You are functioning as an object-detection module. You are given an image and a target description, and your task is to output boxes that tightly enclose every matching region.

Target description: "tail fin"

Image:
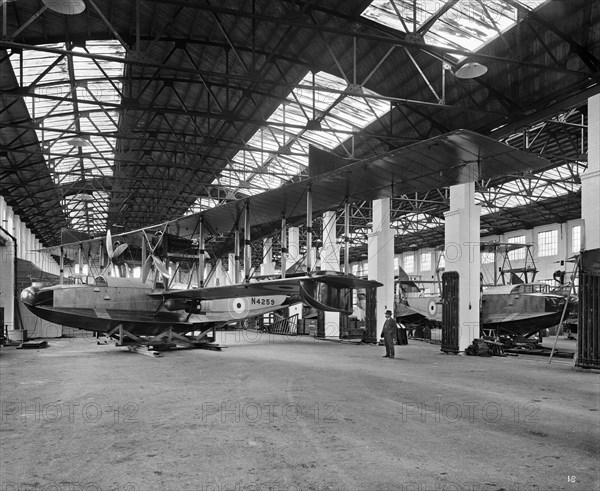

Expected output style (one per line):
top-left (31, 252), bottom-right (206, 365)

top-left (397, 266), bottom-right (421, 294)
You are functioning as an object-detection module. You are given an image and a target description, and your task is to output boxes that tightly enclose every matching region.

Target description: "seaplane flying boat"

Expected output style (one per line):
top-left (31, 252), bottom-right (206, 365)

top-left (21, 130), bottom-right (549, 351)
top-left (396, 242), bottom-right (571, 340)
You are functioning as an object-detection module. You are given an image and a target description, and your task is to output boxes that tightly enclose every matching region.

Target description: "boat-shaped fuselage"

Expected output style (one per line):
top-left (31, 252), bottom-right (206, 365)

top-left (21, 276), bottom-right (288, 336)
top-left (399, 282), bottom-right (569, 338)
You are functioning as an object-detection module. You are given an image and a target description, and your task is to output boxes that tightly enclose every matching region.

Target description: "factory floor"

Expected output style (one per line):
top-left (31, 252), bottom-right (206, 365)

top-left (1, 331), bottom-right (598, 491)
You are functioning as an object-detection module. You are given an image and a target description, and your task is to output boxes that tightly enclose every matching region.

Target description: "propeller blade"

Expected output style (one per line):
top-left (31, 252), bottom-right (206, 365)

top-left (153, 256), bottom-right (171, 279)
top-left (141, 256), bottom-right (153, 283)
top-left (113, 243), bottom-right (128, 257)
top-left (106, 230), bottom-right (113, 257)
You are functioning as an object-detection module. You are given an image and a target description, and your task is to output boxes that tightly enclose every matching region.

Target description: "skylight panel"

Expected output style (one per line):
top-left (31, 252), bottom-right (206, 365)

top-left (362, 0), bottom-right (549, 60)
top-left (392, 212), bottom-right (444, 235)
top-left (476, 160), bottom-right (582, 216)
top-left (197, 70), bottom-right (390, 212)
top-left (361, 0), bottom-right (433, 34)
top-left (10, 40), bottom-right (125, 234)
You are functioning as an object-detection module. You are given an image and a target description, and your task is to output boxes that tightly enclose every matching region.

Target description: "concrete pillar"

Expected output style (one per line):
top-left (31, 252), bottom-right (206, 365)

top-left (0, 229), bottom-right (15, 331)
top-left (368, 198), bottom-right (395, 340)
top-left (0, 206), bottom-right (16, 331)
top-left (25, 228), bottom-right (31, 263)
top-left (260, 237), bottom-right (276, 276)
top-left (444, 181), bottom-right (481, 352)
top-left (321, 211), bottom-right (340, 338)
top-left (582, 93), bottom-right (600, 250)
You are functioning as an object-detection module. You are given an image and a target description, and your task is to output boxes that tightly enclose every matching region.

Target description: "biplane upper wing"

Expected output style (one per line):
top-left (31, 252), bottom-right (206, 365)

top-left (171, 129), bottom-right (548, 238)
top-left (37, 129), bottom-right (548, 257)
top-left (149, 272), bottom-right (381, 300)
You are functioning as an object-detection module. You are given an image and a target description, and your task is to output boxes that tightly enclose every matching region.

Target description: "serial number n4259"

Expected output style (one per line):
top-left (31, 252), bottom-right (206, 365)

top-left (251, 297), bottom-right (276, 306)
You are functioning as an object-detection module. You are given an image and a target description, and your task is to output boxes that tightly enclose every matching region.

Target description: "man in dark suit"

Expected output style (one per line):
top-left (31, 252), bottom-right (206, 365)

top-left (381, 310), bottom-right (398, 358)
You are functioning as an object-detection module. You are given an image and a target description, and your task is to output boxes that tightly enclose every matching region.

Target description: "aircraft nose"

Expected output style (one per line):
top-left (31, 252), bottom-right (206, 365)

top-left (21, 285), bottom-right (52, 307)
top-left (20, 286), bottom-right (38, 306)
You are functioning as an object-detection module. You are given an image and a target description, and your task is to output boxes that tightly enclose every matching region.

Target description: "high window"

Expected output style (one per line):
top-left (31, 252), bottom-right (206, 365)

top-left (538, 230), bottom-right (558, 257)
top-left (571, 225), bottom-right (581, 253)
top-left (420, 252), bottom-right (432, 271)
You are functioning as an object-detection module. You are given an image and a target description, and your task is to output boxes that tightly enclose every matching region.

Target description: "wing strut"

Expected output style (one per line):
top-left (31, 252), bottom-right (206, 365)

top-left (306, 185), bottom-right (313, 275)
top-left (60, 246), bottom-right (64, 285)
top-left (280, 213), bottom-right (287, 279)
top-left (234, 226), bottom-right (241, 284)
top-left (244, 200), bottom-right (251, 283)
top-left (198, 216), bottom-right (205, 288)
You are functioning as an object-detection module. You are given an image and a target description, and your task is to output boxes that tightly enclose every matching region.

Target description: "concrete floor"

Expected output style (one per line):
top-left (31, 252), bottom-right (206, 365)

top-left (1, 331), bottom-right (598, 491)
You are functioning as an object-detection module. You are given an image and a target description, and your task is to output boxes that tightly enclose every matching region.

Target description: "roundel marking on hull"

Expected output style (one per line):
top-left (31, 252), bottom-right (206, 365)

top-left (229, 297), bottom-right (248, 318)
top-left (428, 299), bottom-right (438, 317)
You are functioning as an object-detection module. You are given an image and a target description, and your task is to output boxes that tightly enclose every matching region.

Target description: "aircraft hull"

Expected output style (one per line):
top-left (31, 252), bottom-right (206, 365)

top-left (398, 291), bottom-right (567, 338)
top-left (21, 303), bottom-right (199, 336)
top-left (20, 281), bottom-right (290, 337)
top-left (481, 311), bottom-right (565, 338)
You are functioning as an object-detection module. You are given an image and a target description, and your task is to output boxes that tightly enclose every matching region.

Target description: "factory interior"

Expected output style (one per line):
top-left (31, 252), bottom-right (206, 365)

top-left (1, 1), bottom-right (599, 490)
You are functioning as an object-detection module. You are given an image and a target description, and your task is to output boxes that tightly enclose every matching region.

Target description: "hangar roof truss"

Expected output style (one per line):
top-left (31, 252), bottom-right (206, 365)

top-left (0, 0), bottom-right (597, 265)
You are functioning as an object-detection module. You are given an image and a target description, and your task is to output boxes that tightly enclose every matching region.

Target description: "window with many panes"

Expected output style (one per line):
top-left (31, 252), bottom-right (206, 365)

top-left (403, 254), bottom-right (414, 274)
top-left (571, 225), bottom-right (581, 253)
top-left (538, 230), bottom-right (558, 257)
top-left (420, 252), bottom-right (432, 271)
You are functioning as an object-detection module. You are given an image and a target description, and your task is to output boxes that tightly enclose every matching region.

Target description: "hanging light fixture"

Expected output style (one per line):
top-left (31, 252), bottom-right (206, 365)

top-left (72, 191), bottom-right (94, 202)
top-left (455, 62), bottom-right (488, 79)
top-left (42, 0), bottom-right (86, 15)
top-left (67, 136), bottom-right (91, 147)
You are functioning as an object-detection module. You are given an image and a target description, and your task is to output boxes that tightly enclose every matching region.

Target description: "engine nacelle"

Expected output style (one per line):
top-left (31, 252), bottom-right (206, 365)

top-left (163, 298), bottom-right (203, 313)
top-left (185, 299), bottom-right (202, 314)
top-left (163, 299), bottom-right (188, 311)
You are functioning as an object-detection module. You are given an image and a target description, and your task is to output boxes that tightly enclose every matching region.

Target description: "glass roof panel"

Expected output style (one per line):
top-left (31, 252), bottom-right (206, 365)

top-left (476, 161), bottom-right (583, 216)
top-left (199, 70), bottom-right (390, 209)
top-left (10, 40), bottom-right (125, 235)
top-left (361, 0), bottom-right (549, 60)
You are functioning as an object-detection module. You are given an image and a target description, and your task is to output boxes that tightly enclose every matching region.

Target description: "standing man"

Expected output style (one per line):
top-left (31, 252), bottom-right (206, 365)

top-left (381, 310), bottom-right (398, 358)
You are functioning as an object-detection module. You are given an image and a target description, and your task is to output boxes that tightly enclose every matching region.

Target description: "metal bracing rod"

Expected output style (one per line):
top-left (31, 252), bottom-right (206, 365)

top-left (211, 10), bottom-right (249, 73)
top-left (244, 201), bottom-right (251, 283)
top-left (9, 5), bottom-right (48, 40)
top-left (388, 0), bottom-right (410, 33)
top-left (361, 46), bottom-right (396, 87)
top-left (306, 186), bottom-right (313, 275)
top-left (79, 244), bottom-right (83, 279)
top-left (234, 227), bottom-right (241, 284)
top-left (198, 217), bottom-right (205, 287)
top-left (60, 247), bottom-right (64, 285)
top-left (404, 48), bottom-right (442, 103)
top-left (549, 256), bottom-right (580, 364)
top-left (87, 0), bottom-right (129, 49)
top-left (281, 214), bottom-right (287, 279)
